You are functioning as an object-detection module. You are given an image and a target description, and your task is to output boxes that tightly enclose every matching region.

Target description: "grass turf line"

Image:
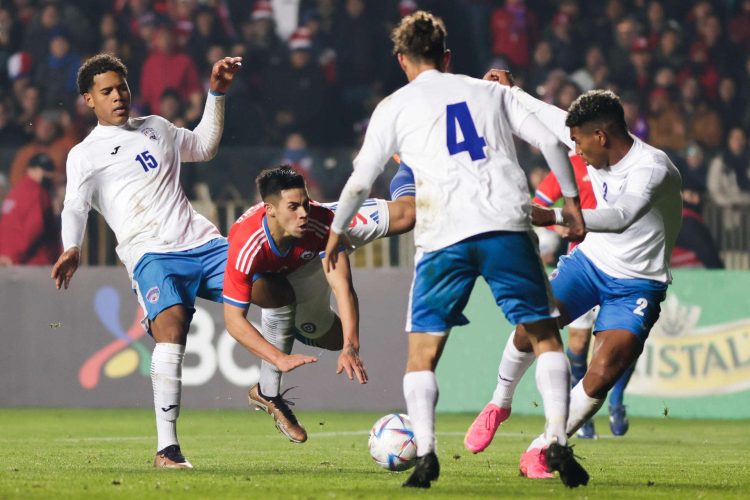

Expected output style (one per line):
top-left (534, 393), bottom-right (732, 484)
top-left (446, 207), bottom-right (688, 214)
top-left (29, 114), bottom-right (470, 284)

top-left (0, 408), bottom-right (748, 499)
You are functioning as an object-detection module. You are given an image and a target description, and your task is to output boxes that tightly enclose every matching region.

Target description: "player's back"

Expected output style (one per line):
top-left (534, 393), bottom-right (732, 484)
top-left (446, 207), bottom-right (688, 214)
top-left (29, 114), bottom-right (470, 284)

top-left (380, 71), bottom-right (532, 252)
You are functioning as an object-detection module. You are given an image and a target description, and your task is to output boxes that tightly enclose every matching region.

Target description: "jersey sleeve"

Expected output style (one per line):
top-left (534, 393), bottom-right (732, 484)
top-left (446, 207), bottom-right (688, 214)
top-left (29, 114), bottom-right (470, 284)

top-left (331, 98), bottom-right (397, 234)
top-left (534, 170), bottom-right (562, 206)
top-left (222, 225), bottom-right (257, 307)
top-left (171, 93), bottom-right (225, 163)
top-left (60, 146), bottom-right (95, 250)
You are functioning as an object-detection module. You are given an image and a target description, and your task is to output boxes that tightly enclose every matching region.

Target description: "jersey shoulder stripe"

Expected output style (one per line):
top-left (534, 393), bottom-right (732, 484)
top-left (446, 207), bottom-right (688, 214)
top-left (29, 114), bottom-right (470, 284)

top-left (242, 236), bottom-right (267, 275)
top-left (235, 227), bottom-right (264, 270)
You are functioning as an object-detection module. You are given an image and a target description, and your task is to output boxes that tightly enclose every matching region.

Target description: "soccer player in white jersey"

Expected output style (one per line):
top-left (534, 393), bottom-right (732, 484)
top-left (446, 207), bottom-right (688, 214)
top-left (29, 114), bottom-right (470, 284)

top-left (48, 53), bottom-right (313, 469)
top-left (323, 11), bottom-right (589, 489)
top-left (466, 72), bottom-right (682, 479)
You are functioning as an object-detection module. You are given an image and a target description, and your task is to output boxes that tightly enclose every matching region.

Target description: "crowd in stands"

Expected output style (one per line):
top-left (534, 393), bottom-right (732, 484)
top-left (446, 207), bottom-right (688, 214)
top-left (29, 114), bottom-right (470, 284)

top-left (0, 0), bottom-right (748, 266)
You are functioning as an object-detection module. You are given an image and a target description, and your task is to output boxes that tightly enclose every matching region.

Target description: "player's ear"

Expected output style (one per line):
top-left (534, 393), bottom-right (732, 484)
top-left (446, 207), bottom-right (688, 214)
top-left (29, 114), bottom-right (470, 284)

top-left (83, 92), bottom-right (95, 109)
top-left (441, 50), bottom-right (452, 73)
top-left (397, 53), bottom-right (407, 72)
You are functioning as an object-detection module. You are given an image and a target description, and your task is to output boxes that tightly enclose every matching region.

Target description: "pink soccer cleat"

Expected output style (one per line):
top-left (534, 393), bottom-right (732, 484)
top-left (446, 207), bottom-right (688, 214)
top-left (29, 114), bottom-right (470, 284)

top-left (519, 447), bottom-right (554, 479)
top-left (464, 403), bottom-right (511, 453)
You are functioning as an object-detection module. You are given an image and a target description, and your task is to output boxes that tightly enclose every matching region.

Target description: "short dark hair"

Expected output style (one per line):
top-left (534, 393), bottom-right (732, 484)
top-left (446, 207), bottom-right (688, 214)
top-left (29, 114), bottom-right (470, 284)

top-left (76, 53), bottom-right (128, 95)
top-left (565, 89), bottom-right (627, 133)
top-left (256, 166), bottom-right (306, 200)
top-left (391, 10), bottom-right (447, 67)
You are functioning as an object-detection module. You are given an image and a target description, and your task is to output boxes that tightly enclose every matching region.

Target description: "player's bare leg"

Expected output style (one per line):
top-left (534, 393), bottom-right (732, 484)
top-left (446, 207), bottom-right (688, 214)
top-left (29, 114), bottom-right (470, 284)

top-left (150, 305), bottom-right (192, 469)
top-left (402, 332), bottom-right (447, 488)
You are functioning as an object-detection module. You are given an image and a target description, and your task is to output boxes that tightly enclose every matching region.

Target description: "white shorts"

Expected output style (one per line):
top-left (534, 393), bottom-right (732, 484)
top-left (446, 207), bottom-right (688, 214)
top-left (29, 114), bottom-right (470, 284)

top-left (285, 198), bottom-right (390, 341)
top-left (568, 306), bottom-right (599, 330)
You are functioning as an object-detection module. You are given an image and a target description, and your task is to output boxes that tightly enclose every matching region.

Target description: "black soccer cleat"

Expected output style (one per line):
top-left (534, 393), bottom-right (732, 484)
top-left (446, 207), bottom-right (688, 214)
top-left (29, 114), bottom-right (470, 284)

top-left (402, 452), bottom-right (440, 489)
top-left (544, 442), bottom-right (589, 488)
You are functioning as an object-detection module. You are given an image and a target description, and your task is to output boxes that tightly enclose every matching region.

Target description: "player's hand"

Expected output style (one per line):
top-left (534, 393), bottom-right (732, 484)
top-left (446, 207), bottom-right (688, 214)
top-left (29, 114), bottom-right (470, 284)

top-left (336, 344), bottom-right (368, 384)
top-left (553, 224), bottom-right (571, 238)
top-left (562, 196), bottom-right (586, 242)
top-left (483, 69), bottom-right (515, 87)
top-left (530, 203), bottom-right (556, 227)
top-left (276, 353), bottom-right (317, 373)
top-left (51, 247), bottom-right (80, 290)
top-left (0, 255), bottom-right (12, 266)
top-left (210, 56), bottom-right (242, 94)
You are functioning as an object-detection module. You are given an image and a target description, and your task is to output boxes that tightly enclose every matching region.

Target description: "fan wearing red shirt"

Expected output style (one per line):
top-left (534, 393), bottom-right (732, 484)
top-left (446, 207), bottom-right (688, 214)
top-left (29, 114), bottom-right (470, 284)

top-left (223, 166), bottom-right (366, 443)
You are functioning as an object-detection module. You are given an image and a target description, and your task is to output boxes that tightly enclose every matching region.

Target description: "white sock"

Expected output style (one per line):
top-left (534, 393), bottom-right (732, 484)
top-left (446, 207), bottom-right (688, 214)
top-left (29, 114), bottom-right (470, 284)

top-left (259, 305), bottom-right (295, 398)
top-left (151, 342), bottom-right (185, 451)
top-left (403, 370), bottom-right (439, 457)
top-left (566, 382), bottom-right (605, 436)
top-left (491, 330), bottom-right (535, 408)
top-left (535, 351), bottom-right (571, 446)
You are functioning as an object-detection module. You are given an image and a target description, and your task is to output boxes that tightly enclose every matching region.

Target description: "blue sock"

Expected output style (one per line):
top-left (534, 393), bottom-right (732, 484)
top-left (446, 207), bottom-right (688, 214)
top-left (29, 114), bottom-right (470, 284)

top-left (610, 364), bottom-right (635, 407)
top-left (566, 348), bottom-right (587, 388)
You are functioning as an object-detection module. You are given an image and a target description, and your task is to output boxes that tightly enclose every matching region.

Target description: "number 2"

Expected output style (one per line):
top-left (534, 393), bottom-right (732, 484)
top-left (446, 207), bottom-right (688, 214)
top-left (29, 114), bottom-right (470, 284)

top-left (633, 298), bottom-right (648, 316)
top-left (446, 102), bottom-right (486, 161)
top-left (135, 150), bottom-right (158, 172)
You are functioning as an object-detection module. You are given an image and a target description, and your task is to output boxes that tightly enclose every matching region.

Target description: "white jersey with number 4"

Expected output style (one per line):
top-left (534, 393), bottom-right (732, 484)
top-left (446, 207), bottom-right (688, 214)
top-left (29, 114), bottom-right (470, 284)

top-left (62, 98), bottom-right (224, 276)
top-left (331, 70), bottom-right (576, 253)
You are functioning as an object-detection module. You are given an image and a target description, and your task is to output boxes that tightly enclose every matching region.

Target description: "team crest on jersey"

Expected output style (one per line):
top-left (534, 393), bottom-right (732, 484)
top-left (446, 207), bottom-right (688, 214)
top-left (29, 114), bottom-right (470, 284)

top-left (142, 127), bottom-right (159, 141)
top-left (145, 286), bottom-right (160, 303)
top-left (300, 322), bottom-right (316, 334)
top-left (300, 250), bottom-right (315, 260)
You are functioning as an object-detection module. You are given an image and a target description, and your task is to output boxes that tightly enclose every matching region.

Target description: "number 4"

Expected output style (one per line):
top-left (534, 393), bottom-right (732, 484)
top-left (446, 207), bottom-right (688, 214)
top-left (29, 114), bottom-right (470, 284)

top-left (633, 298), bottom-right (648, 316)
top-left (446, 102), bottom-right (486, 161)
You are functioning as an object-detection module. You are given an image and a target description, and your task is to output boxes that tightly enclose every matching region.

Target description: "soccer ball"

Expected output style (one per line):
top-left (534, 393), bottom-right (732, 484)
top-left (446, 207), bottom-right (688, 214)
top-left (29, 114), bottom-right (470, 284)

top-left (368, 413), bottom-right (417, 471)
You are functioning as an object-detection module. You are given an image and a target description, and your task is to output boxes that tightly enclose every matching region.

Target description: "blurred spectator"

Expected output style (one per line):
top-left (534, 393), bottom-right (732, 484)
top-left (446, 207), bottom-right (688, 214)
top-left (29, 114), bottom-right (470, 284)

top-left (158, 88), bottom-right (186, 128)
top-left (680, 142), bottom-right (709, 192)
top-left (262, 28), bottom-right (330, 145)
top-left (644, 0), bottom-right (668, 46)
top-left (729, 0), bottom-right (750, 51)
top-left (22, 1), bottom-right (63, 65)
top-left (139, 26), bottom-right (202, 115)
top-left (570, 46), bottom-right (605, 92)
top-left (489, 0), bottom-right (538, 69)
top-left (186, 5), bottom-right (231, 74)
top-left (707, 128), bottom-right (750, 207)
top-left (16, 83), bottom-right (42, 138)
top-left (678, 41), bottom-right (719, 100)
top-left (621, 91), bottom-right (649, 140)
top-left (0, 100), bottom-right (27, 146)
top-left (272, 0), bottom-right (300, 41)
top-left (671, 180), bottom-right (723, 269)
top-left (0, 6), bottom-right (23, 89)
top-left (608, 17), bottom-right (638, 85)
top-left (279, 132), bottom-right (322, 200)
top-left (239, 2), bottom-right (286, 96)
top-left (679, 76), bottom-right (722, 150)
top-left (647, 87), bottom-right (686, 152)
top-left (0, 153), bottom-right (61, 266)
top-left (715, 77), bottom-right (742, 129)
top-left (553, 80), bottom-right (581, 111)
top-left (627, 36), bottom-right (653, 91)
top-left (544, 12), bottom-right (580, 73)
top-left (33, 29), bottom-right (80, 110)
top-left (654, 23), bottom-right (685, 71)
top-left (526, 40), bottom-right (555, 95)
top-left (333, 0), bottom-right (385, 127)
top-left (8, 109), bottom-right (75, 186)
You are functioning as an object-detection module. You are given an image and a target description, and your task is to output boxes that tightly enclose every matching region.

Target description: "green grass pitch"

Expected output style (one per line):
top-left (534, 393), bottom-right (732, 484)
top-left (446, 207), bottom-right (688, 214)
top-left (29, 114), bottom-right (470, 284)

top-left (1, 408), bottom-right (748, 498)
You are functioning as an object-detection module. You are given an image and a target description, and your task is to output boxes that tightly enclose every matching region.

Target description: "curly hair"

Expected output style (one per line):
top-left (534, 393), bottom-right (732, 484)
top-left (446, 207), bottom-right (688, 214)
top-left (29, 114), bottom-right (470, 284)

top-left (76, 53), bottom-right (128, 95)
top-left (565, 89), bottom-right (627, 132)
top-left (391, 10), bottom-right (447, 67)
top-left (256, 166), bottom-right (306, 200)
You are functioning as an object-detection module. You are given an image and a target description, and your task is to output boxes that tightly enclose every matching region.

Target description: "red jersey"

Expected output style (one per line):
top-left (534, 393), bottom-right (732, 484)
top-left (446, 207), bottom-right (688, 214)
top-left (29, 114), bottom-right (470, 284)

top-left (533, 154), bottom-right (595, 209)
top-left (0, 175), bottom-right (61, 264)
top-left (533, 154), bottom-right (595, 251)
top-left (222, 202), bottom-right (333, 307)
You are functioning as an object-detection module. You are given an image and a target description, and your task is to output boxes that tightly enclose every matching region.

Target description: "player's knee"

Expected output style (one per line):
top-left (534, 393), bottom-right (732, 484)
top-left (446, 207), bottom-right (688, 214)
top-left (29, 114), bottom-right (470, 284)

top-left (568, 329), bottom-right (590, 354)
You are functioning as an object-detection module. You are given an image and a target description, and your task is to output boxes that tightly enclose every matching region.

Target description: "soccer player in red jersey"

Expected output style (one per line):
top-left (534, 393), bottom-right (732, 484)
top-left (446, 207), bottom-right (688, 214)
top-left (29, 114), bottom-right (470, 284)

top-left (223, 166), bottom-right (366, 442)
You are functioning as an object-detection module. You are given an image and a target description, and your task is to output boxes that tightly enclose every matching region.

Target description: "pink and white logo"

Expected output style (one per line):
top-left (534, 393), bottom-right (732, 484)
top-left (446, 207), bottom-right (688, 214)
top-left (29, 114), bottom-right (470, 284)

top-left (145, 286), bottom-right (160, 304)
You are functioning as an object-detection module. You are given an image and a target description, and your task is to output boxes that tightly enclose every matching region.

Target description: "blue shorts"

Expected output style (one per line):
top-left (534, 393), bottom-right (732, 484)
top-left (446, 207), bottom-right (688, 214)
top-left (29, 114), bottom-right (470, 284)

top-left (550, 249), bottom-right (667, 342)
top-left (407, 231), bottom-right (556, 333)
top-left (132, 238), bottom-right (228, 322)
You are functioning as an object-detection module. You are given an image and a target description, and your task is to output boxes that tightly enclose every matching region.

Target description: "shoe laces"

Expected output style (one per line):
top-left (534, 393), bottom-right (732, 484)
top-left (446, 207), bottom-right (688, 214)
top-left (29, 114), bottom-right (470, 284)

top-left (270, 387), bottom-right (300, 424)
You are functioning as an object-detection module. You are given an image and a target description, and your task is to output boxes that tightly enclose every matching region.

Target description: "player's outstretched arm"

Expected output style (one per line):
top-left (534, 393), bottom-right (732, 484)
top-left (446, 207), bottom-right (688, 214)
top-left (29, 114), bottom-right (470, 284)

top-left (323, 252), bottom-right (368, 384)
top-left (51, 246), bottom-right (80, 290)
top-left (224, 302), bottom-right (317, 372)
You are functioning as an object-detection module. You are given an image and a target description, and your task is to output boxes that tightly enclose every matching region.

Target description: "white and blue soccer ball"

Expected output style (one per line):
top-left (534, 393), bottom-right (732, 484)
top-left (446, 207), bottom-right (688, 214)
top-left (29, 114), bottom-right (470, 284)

top-left (368, 413), bottom-right (417, 471)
